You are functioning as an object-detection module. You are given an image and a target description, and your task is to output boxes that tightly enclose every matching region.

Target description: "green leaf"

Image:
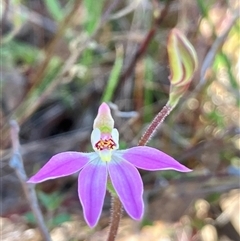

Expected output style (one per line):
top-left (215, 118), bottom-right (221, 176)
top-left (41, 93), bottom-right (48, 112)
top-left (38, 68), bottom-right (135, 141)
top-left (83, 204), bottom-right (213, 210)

top-left (191, 218), bottom-right (205, 229)
top-left (101, 45), bottom-right (123, 102)
top-left (206, 193), bottom-right (221, 203)
top-left (219, 52), bottom-right (239, 89)
top-left (144, 58), bottom-right (154, 122)
top-left (2, 40), bottom-right (40, 64)
top-left (207, 110), bottom-right (225, 128)
top-left (197, 0), bottom-right (209, 18)
top-left (43, 0), bottom-right (64, 21)
top-left (158, 170), bottom-right (183, 179)
top-left (51, 213), bottom-right (71, 226)
top-left (24, 212), bottom-right (36, 224)
top-left (141, 218), bottom-right (153, 227)
top-left (83, 0), bottom-right (106, 34)
top-left (38, 191), bottom-right (63, 211)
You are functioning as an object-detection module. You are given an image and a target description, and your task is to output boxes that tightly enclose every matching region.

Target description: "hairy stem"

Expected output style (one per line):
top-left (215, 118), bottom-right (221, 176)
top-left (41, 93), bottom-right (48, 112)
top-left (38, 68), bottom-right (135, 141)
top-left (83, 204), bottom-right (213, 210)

top-left (138, 105), bottom-right (172, 146)
top-left (107, 196), bottom-right (122, 241)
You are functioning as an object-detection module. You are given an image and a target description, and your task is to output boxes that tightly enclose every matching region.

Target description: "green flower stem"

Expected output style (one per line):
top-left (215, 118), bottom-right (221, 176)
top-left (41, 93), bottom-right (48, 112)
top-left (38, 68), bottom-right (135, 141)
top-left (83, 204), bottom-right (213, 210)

top-left (138, 105), bottom-right (172, 146)
top-left (107, 196), bottom-right (122, 241)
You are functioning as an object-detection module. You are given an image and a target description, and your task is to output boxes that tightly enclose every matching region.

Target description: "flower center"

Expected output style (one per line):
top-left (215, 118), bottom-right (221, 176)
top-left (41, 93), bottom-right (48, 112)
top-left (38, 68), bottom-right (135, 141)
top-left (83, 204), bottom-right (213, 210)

top-left (95, 138), bottom-right (116, 151)
top-left (91, 127), bottom-right (119, 162)
top-left (94, 137), bottom-right (117, 162)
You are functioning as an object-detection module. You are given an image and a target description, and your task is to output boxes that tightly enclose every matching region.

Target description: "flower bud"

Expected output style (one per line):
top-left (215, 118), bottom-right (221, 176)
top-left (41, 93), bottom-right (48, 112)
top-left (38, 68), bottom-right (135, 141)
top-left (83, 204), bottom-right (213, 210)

top-left (167, 29), bottom-right (198, 107)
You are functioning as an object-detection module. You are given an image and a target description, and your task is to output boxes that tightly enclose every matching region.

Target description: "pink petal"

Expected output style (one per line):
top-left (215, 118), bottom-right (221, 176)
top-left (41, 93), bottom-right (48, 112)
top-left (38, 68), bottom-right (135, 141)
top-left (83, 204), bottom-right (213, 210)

top-left (78, 160), bottom-right (107, 227)
top-left (120, 146), bottom-right (191, 172)
top-left (28, 152), bottom-right (91, 183)
top-left (108, 158), bottom-right (144, 220)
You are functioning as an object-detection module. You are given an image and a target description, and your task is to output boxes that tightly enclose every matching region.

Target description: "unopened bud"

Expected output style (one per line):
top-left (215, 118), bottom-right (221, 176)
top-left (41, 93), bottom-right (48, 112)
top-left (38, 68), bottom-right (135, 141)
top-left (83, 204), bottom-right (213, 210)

top-left (167, 29), bottom-right (198, 107)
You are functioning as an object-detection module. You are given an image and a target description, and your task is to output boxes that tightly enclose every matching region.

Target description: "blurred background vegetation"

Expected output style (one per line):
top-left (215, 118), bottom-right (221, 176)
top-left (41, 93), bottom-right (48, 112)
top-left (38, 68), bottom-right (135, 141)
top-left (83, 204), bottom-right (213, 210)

top-left (1, 0), bottom-right (240, 240)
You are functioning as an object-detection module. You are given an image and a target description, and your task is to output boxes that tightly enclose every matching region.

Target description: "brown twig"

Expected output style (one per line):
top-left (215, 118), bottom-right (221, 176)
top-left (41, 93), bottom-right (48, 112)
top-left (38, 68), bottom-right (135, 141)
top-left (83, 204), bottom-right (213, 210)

top-left (9, 120), bottom-right (52, 241)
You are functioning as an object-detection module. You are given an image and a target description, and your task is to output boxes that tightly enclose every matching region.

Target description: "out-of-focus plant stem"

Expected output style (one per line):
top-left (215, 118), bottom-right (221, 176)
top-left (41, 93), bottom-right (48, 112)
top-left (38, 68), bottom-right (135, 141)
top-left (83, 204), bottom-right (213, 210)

top-left (1, 0), bottom-right (10, 32)
top-left (9, 120), bottom-right (52, 241)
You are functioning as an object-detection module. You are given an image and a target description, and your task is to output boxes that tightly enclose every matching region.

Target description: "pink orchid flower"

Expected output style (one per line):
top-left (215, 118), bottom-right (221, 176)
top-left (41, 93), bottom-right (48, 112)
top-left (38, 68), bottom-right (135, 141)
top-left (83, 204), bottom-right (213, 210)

top-left (28, 103), bottom-right (191, 227)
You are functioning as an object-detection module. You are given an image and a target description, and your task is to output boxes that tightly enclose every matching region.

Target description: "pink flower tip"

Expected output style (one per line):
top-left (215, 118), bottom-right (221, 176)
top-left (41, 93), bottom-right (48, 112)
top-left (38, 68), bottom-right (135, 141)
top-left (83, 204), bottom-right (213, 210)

top-left (98, 102), bottom-right (111, 115)
top-left (93, 102), bottom-right (114, 131)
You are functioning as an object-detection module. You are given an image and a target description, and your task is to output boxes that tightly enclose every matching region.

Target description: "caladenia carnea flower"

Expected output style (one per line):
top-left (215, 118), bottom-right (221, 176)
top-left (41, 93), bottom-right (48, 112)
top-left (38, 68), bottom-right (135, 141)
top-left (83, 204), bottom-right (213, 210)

top-left (28, 103), bottom-right (191, 227)
top-left (167, 28), bottom-right (198, 108)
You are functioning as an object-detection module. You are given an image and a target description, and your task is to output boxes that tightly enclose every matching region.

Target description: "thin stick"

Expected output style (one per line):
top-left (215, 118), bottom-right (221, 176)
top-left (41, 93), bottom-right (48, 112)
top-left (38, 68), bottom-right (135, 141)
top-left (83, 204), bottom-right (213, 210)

top-left (107, 196), bottom-right (122, 241)
top-left (9, 120), bottom-right (52, 241)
